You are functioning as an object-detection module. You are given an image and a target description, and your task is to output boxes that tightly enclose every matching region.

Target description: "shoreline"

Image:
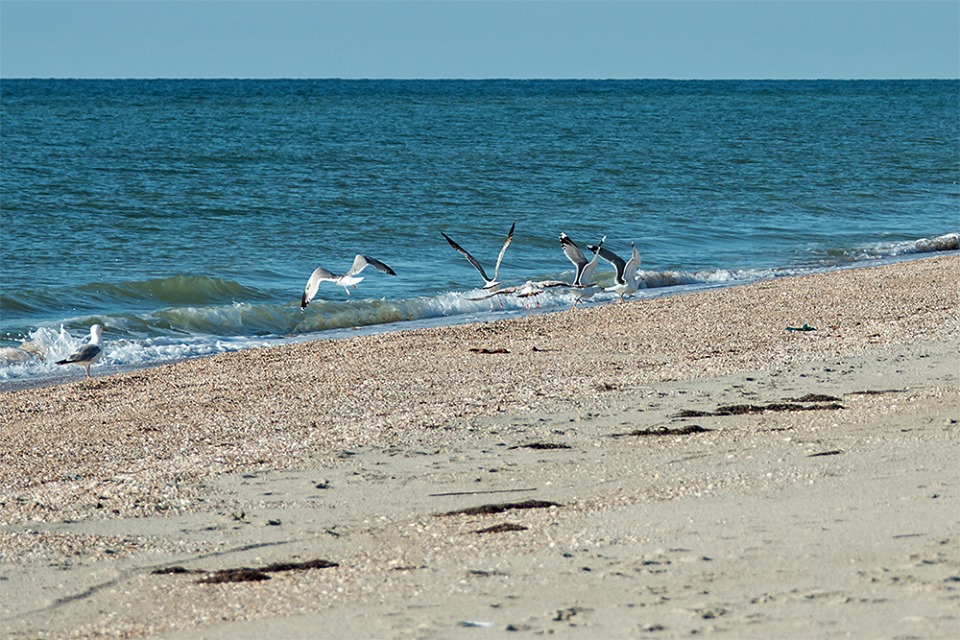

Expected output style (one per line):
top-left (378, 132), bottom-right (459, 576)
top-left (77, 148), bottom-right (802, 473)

top-left (0, 255), bottom-right (957, 639)
top-left (2, 250), bottom-right (955, 395)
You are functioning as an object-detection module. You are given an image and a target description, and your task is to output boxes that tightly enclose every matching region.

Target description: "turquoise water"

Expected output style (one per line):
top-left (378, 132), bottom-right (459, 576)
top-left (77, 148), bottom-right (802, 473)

top-left (1, 79), bottom-right (957, 385)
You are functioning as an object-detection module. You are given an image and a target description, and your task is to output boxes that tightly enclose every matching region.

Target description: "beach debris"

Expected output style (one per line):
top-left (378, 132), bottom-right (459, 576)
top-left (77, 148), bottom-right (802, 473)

top-left (786, 324), bottom-right (816, 331)
top-left (198, 568), bottom-right (271, 584)
top-left (723, 401), bottom-right (845, 413)
top-left (468, 569), bottom-right (507, 577)
top-left (475, 522), bottom-right (528, 534)
top-left (675, 399), bottom-right (844, 418)
top-left (153, 558), bottom-right (338, 584)
top-left (611, 425), bottom-right (712, 438)
top-left (553, 606), bottom-right (588, 622)
top-left (469, 347), bottom-right (510, 354)
top-left (507, 442), bottom-right (571, 450)
top-left (674, 409), bottom-right (713, 418)
top-left (807, 449), bottom-right (843, 457)
top-left (458, 620), bottom-right (495, 628)
top-left (785, 393), bottom-right (842, 402)
top-left (151, 566), bottom-right (200, 575)
top-left (259, 559), bottom-right (338, 572)
top-left (437, 499), bottom-right (561, 517)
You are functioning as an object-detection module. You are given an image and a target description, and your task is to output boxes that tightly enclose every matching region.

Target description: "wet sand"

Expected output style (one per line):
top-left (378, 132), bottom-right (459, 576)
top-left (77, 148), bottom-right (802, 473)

top-left (0, 255), bottom-right (958, 639)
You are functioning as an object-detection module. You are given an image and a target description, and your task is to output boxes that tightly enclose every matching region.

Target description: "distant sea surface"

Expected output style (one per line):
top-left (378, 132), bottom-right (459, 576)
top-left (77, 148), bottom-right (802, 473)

top-left (2, 79), bottom-right (957, 386)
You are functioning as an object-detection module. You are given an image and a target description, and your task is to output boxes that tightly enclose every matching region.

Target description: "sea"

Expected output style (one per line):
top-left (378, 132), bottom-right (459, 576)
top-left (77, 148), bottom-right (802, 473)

top-left (1, 79), bottom-right (957, 388)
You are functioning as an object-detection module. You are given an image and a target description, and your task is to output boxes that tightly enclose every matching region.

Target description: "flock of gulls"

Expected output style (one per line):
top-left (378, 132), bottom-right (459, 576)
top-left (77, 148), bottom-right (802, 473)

top-left (300, 224), bottom-right (643, 310)
top-left (56, 225), bottom-right (642, 379)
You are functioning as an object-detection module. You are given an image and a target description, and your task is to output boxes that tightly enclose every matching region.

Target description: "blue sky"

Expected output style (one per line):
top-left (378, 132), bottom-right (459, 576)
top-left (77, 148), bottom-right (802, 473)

top-left (2, 1), bottom-right (957, 79)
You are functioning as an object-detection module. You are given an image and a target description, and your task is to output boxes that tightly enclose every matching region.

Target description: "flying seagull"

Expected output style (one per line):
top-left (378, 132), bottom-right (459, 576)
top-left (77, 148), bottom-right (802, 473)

top-left (558, 233), bottom-right (606, 308)
top-left (469, 280), bottom-right (560, 309)
top-left (56, 324), bottom-right (105, 378)
top-left (441, 222), bottom-right (515, 291)
top-left (588, 241), bottom-right (642, 302)
top-left (301, 254), bottom-right (397, 310)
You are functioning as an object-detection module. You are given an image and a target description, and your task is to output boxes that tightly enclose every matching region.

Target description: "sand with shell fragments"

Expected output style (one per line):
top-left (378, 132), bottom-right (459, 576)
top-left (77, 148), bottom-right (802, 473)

top-left (0, 255), bottom-right (957, 639)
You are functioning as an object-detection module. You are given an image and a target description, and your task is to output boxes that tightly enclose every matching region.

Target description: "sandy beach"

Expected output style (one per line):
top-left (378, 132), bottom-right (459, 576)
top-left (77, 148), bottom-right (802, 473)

top-left (0, 255), bottom-right (957, 639)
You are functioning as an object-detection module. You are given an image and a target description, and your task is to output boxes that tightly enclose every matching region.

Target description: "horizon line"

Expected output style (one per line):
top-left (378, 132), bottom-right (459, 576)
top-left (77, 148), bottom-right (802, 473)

top-left (3, 76), bottom-right (958, 82)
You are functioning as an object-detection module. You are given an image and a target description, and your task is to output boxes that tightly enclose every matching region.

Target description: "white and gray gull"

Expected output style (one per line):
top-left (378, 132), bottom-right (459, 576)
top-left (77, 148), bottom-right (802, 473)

top-left (558, 232), bottom-right (606, 307)
top-left (588, 241), bottom-right (642, 302)
top-left (56, 324), bottom-right (105, 378)
top-left (441, 222), bottom-right (515, 291)
top-left (301, 254), bottom-right (397, 310)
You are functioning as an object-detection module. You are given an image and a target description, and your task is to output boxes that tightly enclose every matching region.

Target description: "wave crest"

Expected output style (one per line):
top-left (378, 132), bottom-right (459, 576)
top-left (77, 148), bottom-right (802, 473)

top-left (78, 275), bottom-right (267, 305)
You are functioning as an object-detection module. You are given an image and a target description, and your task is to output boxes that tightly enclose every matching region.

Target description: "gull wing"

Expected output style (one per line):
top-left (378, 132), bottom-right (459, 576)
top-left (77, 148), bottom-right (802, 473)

top-left (578, 236), bottom-right (605, 287)
top-left (491, 222), bottom-right (516, 283)
top-left (301, 266), bottom-right (336, 310)
top-left (349, 255), bottom-right (397, 277)
top-left (559, 233), bottom-right (589, 285)
top-left (624, 243), bottom-right (641, 282)
top-left (442, 232), bottom-right (492, 284)
top-left (58, 343), bottom-right (102, 365)
top-left (588, 244), bottom-right (627, 285)
top-left (559, 233), bottom-right (587, 269)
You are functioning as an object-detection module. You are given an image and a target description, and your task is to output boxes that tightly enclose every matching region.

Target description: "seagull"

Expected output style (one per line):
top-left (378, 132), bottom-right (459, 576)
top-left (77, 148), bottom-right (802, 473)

top-left (469, 280), bottom-right (561, 308)
top-left (301, 255), bottom-right (397, 310)
top-left (441, 222), bottom-right (515, 291)
top-left (56, 324), bottom-right (105, 378)
top-left (557, 233), bottom-right (606, 307)
top-left (554, 233), bottom-right (606, 308)
top-left (588, 242), bottom-right (642, 302)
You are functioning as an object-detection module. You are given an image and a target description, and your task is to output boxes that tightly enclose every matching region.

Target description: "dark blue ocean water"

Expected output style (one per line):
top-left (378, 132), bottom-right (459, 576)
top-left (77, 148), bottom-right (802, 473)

top-left (1, 79), bottom-right (957, 385)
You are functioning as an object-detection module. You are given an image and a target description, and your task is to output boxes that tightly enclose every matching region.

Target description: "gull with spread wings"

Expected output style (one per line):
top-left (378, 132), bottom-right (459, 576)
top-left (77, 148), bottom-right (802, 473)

top-left (558, 232), bottom-right (606, 308)
top-left (301, 255), bottom-right (397, 310)
top-left (588, 241), bottom-right (642, 302)
top-left (441, 222), bottom-right (515, 292)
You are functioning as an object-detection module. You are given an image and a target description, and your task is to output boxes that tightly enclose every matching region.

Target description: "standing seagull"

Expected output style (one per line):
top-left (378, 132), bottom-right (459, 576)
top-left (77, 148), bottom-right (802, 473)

top-left (301, 254), bottom-right (397, 310)
top-left (588, 242), bottom-right (642, 302)
top-left (558, 233), bottom-right (606, 307)
top-left (56, 324), bottom-right (105, 379)
top-left (441, 222), bottom-right (515, 291)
